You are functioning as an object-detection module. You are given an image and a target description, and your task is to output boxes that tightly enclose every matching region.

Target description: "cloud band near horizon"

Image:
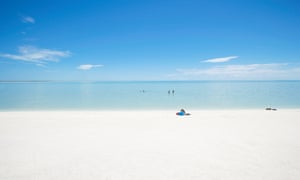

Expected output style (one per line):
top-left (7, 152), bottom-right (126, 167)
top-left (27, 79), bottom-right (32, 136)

top-left (77, 64), bottom-right (103, 70)
top-left (174, 63), bottom-right (300, 80)
top-left (202, 56), bottom-right (238, 63)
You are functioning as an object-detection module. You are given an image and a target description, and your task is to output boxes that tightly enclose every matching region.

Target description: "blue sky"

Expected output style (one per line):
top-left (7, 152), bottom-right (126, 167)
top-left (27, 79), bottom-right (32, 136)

top-left (0, 0), bottom-right (300, 81)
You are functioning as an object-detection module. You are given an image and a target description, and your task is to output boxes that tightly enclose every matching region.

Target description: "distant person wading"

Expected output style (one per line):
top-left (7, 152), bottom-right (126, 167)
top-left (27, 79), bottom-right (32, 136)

top-left (168, 90), bottom-right (175, 95)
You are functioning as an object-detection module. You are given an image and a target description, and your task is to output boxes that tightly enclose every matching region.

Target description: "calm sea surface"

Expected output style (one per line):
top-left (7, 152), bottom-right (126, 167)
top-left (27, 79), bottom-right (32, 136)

top-left (0, 81), bottom-right (299, 110)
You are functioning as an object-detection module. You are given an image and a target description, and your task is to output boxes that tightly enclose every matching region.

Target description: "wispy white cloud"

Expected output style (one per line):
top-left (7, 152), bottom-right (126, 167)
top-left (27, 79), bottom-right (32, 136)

top-left (174, 63), bottom-right (300, 80)
top-left (77, 64), bottom-right (103, 70)
top-left (0, 46), bottom-right (71, 64)
top-left (202, 56), bottom-right (238, 63)
top-left (21, 16), bottom-right (35, 24)
top-left (178, 64), bottom-right (284, 75)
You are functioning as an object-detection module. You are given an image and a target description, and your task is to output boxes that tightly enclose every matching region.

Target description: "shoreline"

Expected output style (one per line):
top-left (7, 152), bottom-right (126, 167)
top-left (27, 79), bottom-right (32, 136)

top-left (1, 107), bottom-right (300, 111)
top-left (0, 108), bottom-right (300, 115)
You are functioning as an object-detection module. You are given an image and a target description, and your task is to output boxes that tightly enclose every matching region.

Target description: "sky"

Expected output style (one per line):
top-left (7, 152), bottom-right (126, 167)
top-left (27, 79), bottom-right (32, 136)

top-left (0, 0), bottom-right (300, 81)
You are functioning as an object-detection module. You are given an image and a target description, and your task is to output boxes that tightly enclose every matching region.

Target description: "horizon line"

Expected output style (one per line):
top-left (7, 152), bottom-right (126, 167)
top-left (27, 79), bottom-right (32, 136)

top-left (1, 80), bottom-right (300, 83)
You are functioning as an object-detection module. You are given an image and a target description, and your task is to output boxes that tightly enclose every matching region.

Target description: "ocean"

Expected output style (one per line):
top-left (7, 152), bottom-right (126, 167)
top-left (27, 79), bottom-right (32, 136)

top-left (0, 81), bottom-right (299, 110)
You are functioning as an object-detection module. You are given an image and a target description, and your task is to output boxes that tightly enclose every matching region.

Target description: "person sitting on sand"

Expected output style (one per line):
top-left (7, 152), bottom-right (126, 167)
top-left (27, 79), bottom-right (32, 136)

top-left (176, 109), bottom-right (191, 116)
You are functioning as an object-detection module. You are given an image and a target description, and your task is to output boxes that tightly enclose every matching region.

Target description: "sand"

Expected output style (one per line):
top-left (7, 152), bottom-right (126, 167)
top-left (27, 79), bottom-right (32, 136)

top-left (0, 110), bottom-right (299, 180)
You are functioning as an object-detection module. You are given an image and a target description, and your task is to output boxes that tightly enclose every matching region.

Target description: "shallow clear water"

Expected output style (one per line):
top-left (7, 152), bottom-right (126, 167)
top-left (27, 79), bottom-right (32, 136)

top-left (0, 81), bottom-right (299, 110)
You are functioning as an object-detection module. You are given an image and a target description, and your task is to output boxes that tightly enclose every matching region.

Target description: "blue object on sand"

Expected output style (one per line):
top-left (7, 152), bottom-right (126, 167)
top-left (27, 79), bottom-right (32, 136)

top-left (176, 111), bottom-right (185, 116)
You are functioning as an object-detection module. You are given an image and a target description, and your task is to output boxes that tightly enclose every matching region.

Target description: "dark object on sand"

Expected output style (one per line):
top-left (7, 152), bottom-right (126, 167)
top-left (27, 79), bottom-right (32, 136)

top-left (176, 109), bottom-right (191, 116)
top-left (265, 107), bottom-right (277, 111)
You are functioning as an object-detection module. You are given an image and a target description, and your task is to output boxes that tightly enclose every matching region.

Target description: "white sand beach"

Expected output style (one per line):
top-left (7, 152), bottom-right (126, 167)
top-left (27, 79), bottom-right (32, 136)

top-left (0, 110), bottom-right (299, 180)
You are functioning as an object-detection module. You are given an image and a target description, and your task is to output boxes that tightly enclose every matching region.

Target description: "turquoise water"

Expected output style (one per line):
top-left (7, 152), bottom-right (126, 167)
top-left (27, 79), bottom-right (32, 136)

top-left (0, 81), bottom-right (300, 110)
